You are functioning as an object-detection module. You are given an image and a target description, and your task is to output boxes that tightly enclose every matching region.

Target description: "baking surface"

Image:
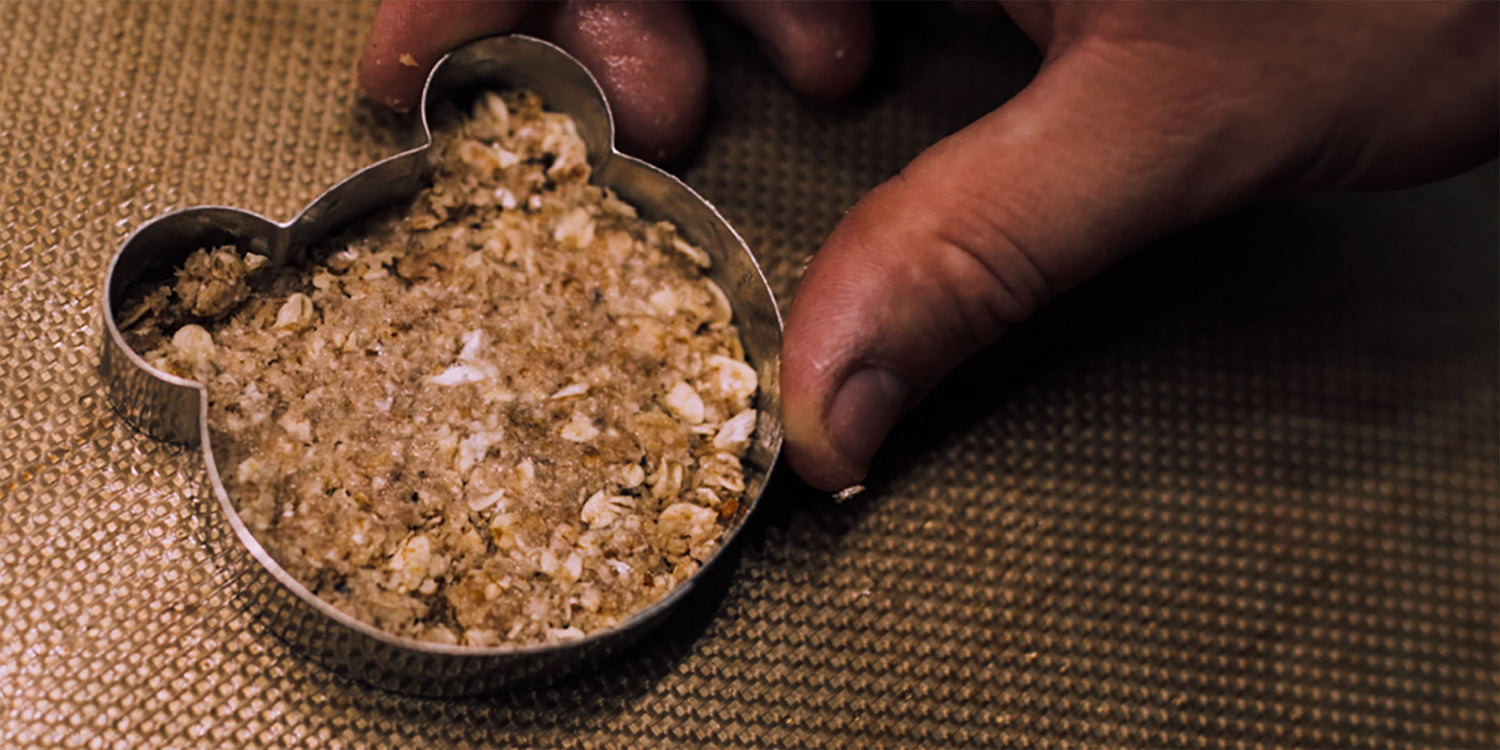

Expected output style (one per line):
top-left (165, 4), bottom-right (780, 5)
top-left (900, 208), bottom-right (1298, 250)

top-left (1, 1), bottom-right (1495, 747)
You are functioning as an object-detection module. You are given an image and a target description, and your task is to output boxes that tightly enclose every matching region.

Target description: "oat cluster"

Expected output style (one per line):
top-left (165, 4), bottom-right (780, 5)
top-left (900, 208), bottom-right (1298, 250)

top-left (122, 91), bottom-right (758, 647)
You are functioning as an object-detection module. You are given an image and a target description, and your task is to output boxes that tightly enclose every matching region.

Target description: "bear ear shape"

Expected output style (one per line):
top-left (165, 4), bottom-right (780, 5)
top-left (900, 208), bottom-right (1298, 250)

top-left (98, 34), bottom-right (781, 697)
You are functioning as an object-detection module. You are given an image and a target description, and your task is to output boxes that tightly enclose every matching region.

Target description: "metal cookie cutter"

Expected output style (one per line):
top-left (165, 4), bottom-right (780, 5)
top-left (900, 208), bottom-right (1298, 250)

top-left (99, 35), bottom-right (783, 697)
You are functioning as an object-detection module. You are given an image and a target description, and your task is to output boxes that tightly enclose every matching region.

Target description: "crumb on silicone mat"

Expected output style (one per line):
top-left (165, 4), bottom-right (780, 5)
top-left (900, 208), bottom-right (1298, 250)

top-left (833, 485), bottom-right (865, 503)
top-left (122, 90), bottom-right (758, 647)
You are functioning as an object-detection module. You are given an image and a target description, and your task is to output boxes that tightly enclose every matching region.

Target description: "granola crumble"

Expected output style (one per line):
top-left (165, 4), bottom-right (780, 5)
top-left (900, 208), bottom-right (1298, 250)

top-left (123, 90), bottom-right (758, 647)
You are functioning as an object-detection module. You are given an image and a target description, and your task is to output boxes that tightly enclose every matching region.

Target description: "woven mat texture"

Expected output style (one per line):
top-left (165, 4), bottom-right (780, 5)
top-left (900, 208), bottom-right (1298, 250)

top-left (1, 1), bottom-right (1496, 747)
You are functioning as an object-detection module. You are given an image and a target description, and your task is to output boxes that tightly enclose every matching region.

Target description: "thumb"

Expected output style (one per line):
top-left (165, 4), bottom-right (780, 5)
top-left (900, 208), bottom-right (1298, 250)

top-left (781, 45), bottom-right (1265, 491)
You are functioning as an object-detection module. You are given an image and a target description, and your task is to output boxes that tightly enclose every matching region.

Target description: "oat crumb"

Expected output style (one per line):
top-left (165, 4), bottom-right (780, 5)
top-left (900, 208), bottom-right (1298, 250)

top-left (833, 484), bottom-right (866, 503)
top-left (120, 89), bottom-right (759, 648)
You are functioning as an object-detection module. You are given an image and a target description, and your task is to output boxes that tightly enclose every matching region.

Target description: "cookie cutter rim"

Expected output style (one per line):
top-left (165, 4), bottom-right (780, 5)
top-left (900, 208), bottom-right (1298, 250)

top-left (98, 35), bottom-right (783, 696)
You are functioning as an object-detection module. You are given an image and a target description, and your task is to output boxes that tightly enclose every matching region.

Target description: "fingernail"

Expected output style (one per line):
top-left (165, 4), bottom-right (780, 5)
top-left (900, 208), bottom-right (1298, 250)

top-left (827, 366), bottom-right (912, 479)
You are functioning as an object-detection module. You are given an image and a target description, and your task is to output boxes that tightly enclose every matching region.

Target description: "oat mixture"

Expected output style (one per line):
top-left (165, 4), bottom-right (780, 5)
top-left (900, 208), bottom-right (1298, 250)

top-left (122, 91), bottom-right (759, 647)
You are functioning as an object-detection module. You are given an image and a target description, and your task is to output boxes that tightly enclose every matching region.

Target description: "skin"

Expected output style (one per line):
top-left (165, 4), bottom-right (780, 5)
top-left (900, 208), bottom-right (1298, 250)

top-left (360, 0), bottom-right (871, 159)
top-left (360, 1), bottom-right (1498, 491)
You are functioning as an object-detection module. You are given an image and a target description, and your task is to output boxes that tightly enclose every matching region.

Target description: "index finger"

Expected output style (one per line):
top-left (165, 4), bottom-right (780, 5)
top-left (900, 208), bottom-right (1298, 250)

top-left (358, 0), bottom-right (534, 111)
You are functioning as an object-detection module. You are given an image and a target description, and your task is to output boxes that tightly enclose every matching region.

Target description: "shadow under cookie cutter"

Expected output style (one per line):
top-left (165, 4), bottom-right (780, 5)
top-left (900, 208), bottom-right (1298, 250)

top-left (98, 35), bottom-right (784, 697)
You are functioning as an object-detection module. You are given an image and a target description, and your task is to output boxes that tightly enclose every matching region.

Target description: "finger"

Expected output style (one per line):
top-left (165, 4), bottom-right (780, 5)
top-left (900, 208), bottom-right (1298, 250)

top-left (781, 45), bottom-right (1264, 490)
top-left (715, 0), bottom-right (873, 98)
top-left (995, 0), bottom-right (1053, 49)
top-left (359, 0), bottom-right (533, 111)
top-left (545, 1), bottom-right (708, 161)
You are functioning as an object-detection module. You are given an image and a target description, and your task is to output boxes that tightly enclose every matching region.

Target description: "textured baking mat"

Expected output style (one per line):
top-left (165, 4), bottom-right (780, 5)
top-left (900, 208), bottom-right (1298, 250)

top-left (1, 1), bottom-right (1495, 748)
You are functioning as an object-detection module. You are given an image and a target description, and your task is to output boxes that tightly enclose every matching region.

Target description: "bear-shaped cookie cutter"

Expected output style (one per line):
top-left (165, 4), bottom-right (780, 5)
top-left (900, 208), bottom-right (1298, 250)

top-left (99, 35), bottom-right (783, 697)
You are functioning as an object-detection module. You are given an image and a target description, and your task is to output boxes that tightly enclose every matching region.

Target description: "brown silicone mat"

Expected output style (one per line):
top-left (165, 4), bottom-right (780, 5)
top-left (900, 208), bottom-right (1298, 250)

top-left (1, 1), bottom-right (1496, 747)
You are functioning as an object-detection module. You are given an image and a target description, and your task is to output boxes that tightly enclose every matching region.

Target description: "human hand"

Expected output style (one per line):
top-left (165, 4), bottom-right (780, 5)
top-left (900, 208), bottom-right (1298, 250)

top-left (358, 0), bottom-right (872, 161)
top-left (782, 1), bottom-right (1496, 489)
top-left (361, 1), bottom-right (1497, 491)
